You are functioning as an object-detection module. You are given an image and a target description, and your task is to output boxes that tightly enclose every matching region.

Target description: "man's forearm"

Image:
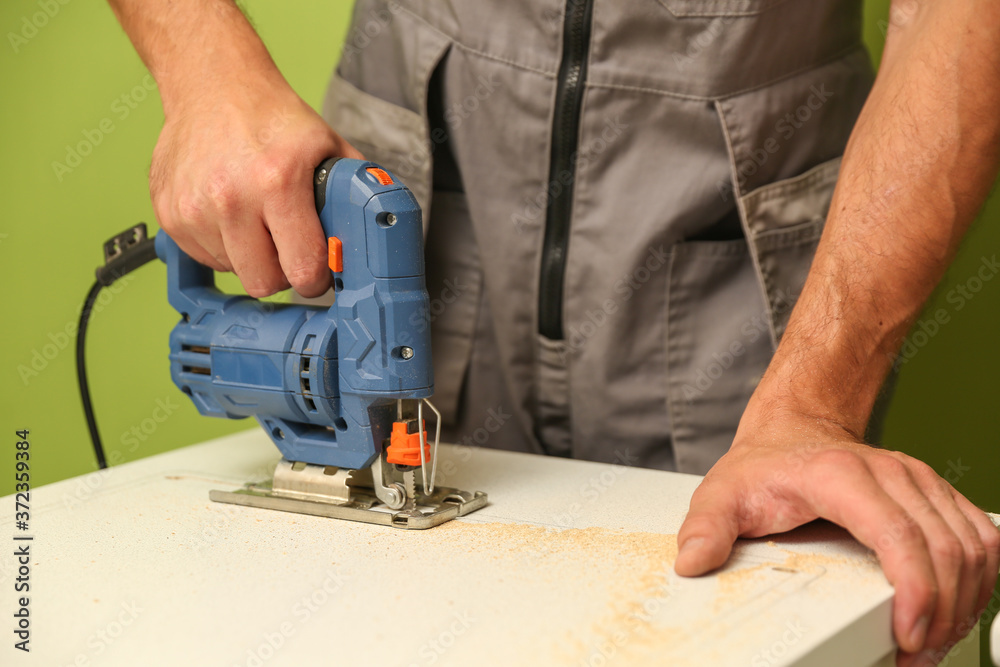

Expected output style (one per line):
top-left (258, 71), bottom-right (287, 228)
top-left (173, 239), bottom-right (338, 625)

top-left (108, 0), bottom-right (284, 117)
top-left (757, 0), bottom-right (1000, 436)
top-left (108, 0), bottom-right (361, 297)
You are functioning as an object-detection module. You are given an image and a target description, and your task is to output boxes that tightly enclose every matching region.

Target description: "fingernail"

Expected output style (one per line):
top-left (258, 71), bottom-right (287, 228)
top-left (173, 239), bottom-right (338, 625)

top-left (908, 615), bottom-right (929, 652)
top-left (679, 537), bottom-right (705, 560)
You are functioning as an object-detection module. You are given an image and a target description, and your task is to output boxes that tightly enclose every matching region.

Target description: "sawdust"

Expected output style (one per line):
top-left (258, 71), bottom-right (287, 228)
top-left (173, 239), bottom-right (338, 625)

top-left (716, 549), bottom-right (854, 592)
top-left (776, 548), bottom-right (878, 572)
top-left (715, 562), bottom-right (771, 606)
top-left (423, 522), bottom-right (882, 665)
top-left (711, 546), bottom-right (881, 615)
top-left (436, 521), bottom-right (681, 664)
top-left (437, 520), bottom-right (671, 548)
top-left (432, 521), bottom-right (677, 571)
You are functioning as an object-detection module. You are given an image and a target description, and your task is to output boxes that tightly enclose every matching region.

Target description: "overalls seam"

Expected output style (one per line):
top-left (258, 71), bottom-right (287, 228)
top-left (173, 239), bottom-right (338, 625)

top-left (717, 43), bottom-right (867, 99)
top-left (588, 43), bottom-right (865, 102)
top-left (452, 41), bottom-right (556, 79)
top-left (747, 159), bottom-right (841, 210)
top-left (658, 0), bottom-right (795, 18)
top-left (714, 99), bottom-right (780, 351)
top-left (664, 249), bottom-right (692, 456)
top-left (397, 4), bottom-right (557, 79)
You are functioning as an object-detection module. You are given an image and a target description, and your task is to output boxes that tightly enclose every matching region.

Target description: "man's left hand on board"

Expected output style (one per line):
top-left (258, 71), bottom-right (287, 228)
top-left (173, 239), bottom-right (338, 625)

top-left (675, 397), bottom-right (1000, 665)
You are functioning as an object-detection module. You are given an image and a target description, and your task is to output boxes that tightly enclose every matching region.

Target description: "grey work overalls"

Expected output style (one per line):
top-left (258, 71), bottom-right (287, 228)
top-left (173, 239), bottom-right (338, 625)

top-left (322, 0), bottom-right (874, 474)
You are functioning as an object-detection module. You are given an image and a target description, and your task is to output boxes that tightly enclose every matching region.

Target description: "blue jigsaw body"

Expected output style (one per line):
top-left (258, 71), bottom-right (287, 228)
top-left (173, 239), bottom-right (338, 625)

top-left (154, 159), bottom-right (433, 470)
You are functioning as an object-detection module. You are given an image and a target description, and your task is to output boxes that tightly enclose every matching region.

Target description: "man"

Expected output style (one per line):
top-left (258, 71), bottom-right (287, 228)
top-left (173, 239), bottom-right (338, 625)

top-left (108, 0), bottom-right (1000, 663)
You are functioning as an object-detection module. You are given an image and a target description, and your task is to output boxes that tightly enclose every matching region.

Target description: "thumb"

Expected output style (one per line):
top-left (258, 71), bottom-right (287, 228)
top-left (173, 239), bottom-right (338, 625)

top-left (675, 480), bottom-right (742, 577)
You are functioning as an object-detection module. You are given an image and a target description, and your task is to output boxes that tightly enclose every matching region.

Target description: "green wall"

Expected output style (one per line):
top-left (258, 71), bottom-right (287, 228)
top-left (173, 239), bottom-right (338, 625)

top-left (0, 0), bottom-right (354, 493)
top-left (1, 0), bottom-right (997, 662)
top-left (863, 0), bottom-right (1000, 514)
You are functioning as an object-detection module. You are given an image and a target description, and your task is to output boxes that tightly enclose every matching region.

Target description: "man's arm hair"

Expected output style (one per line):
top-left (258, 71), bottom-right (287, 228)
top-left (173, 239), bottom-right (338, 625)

top-left (758, 0), bottom-right (1000, 432)
top-left (107, 0), bottom-right (285, 118)
top-left (106, 0), bottom-right (362, 297)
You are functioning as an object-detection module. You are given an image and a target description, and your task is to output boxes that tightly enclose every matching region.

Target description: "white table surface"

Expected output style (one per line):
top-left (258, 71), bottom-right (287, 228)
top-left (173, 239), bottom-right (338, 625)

top-left (1, 429), bottom-right (920, 666)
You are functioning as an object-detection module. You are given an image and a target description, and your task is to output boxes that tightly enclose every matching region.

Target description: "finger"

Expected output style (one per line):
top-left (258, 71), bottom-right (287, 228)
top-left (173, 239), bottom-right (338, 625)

top-left (675, 478), bottom-right (742, 577)
top-left (161, 185), bottom-right (232, 272)
top-left (261, 164), bottom-right (331, 298)
top-left (150, 183), bottom-right (227, 271)
top-left (950, 490), bottom-right (1000, 615)
top-left (802, 450), bottom-right (937, 654)
top-left (872, 459), bottom-right (965, 650)
top-left (169, 216), bottom-right (232, 272)
top-left (905, 461), bottom-right (988, 646)
top-left (220, 216), bottom-right (290, 297)
top-left (895, 649), bottom-right (937, 667)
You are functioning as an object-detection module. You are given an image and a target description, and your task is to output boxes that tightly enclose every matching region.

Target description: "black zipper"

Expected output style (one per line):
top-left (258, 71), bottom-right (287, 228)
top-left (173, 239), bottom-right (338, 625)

top-left (538, 0), bottom-right (594, 340)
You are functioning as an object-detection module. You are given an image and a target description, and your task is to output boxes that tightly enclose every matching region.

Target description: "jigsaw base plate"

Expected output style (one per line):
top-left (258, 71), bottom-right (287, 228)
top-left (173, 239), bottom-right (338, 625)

top-left (209, 483), bottom-right (488, 530)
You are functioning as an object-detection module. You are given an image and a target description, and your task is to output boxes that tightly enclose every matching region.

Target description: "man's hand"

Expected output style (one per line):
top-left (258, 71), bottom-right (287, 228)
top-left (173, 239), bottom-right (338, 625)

top-left (109, 0), bottom-right (362, 298)
top-left (151, 85), bottom-right (362, 297)
top-left (677, 0), bottom-right (1000, 663)
top-left (676, 397), bottom-right (1000, 664)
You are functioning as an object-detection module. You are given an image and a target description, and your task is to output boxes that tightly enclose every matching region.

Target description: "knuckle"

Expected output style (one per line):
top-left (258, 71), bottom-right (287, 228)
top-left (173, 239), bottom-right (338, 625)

top-left (874, 454), bottom-right (909, 478)
top-left (678, 517), bottom-right (712, 538)
top-left (176, 194), bottom-right (206, 223)
top-left (907, 457), bottom-right (936, 479)
top-left (911, 579), bottom-right (940, 612)
top-left (180, 215), bottom-right (218, 246)
top-left (205, 171), bottom-right (240, 216)
top-left (908, 498), bottom-right (936, 521)
top-left (256, 155), bottom-right (293, 193)
top-left (810, 449), bottom-right (866, 475)
top-left (896, 520), bottom-right (923, 546)
top-left (981, 526), bottom-right (1000, 555)
top-left (877, 515), bottom-right (922, 553)
top-left (679, 519), bottom-right (724, 545)
top-left (965, 541), bottom-right (988, 572)
top-left (285, 263), bottom-right (326, 289)
top-left (908, 459), bottom-right (948, 489)
top-left (930, 536), bottom-right (964, 570)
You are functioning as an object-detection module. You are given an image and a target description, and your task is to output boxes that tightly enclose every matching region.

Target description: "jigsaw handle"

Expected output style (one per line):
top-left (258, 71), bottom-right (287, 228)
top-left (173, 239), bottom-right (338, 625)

top-left (155, 158), bottom-right (434, 470)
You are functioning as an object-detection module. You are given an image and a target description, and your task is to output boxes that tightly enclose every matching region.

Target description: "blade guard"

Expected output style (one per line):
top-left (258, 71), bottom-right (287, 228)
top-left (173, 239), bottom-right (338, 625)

top-left (154, 159), bottom-right (433, 469)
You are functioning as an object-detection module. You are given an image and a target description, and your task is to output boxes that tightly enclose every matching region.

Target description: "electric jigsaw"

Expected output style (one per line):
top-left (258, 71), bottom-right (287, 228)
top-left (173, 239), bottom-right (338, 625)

top-left (153, 158), bottom-right (487, 529)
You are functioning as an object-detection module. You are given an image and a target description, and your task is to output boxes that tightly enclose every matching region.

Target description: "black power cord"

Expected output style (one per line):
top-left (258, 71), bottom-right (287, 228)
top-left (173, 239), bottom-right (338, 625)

top-left (77, 281), bottom-right (107, 468)
top-left (77, 223), bottom-right (158, 469)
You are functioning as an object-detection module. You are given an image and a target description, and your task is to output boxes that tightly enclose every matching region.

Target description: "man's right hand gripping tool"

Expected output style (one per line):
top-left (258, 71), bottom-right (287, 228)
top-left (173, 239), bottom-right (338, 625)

top-left (155, 158), bottom-right (487, 529)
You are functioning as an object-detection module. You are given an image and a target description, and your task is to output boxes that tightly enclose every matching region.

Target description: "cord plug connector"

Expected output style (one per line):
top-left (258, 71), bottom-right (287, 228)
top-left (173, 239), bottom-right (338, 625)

top-left (96, 223), bottom-right (158, 287)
